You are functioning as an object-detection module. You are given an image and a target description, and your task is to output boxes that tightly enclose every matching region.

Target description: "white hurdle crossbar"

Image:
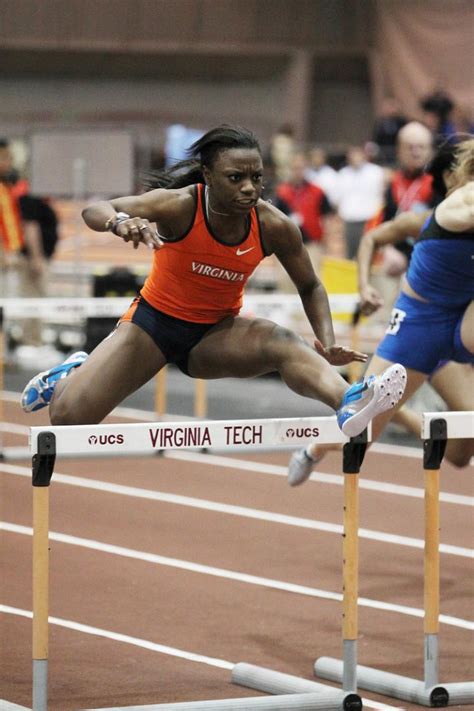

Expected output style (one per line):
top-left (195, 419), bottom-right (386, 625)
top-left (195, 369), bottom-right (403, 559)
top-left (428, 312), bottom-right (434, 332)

top-left (30, 416), bottom-right (368, 711)
top-left (315, 410), bottom-right (474, 708)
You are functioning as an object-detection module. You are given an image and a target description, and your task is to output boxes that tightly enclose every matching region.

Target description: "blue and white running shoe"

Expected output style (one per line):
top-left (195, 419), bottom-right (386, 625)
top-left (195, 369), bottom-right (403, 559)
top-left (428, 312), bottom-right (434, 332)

top-left (337, 363), bottom-right (407, 438)
top-left (21, 351), bottom-right (88, 413)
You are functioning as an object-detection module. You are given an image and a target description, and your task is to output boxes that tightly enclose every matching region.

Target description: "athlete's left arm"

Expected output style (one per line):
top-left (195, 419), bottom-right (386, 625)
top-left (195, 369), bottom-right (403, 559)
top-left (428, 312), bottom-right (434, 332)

top-left (436, 181), bottom-right (474, 232)
top-left (266, 213), bottom-right (367, 365)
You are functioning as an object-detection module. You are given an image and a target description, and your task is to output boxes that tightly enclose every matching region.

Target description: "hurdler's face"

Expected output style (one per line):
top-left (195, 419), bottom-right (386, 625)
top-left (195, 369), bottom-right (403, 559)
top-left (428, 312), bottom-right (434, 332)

top-left (204, 148), bottom-right (264, 214)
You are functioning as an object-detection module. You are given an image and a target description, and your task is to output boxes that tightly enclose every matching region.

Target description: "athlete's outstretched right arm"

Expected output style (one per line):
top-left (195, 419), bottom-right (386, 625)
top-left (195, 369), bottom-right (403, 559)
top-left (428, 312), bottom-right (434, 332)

top-left (266, 210), bottom-right (367, 366)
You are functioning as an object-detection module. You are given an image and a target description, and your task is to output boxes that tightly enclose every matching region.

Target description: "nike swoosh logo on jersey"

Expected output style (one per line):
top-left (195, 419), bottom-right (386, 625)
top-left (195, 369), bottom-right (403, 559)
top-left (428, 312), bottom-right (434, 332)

top-left (236, 246), bottom-right (255, 256)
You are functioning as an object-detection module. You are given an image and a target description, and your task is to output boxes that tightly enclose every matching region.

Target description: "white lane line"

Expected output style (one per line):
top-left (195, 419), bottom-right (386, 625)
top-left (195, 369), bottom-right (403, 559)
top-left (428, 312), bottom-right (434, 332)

top-left (0, 606), bottom-right (402, 710)
top-left (0, 422), bottom-right (29, 435)
top-left (3, 522), bottom-right (473, 631)
top-left (2, 464), bottom-right (472, 558)
top-left (0, 604), bottom-right (232, 669)
top-left (165, 451), bottom-right (474, 506)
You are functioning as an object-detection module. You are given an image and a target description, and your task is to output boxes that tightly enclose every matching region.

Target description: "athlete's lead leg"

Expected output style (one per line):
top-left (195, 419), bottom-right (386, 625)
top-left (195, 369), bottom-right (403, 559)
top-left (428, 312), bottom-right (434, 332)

top-left (188, 317), bottom-right (406, 436)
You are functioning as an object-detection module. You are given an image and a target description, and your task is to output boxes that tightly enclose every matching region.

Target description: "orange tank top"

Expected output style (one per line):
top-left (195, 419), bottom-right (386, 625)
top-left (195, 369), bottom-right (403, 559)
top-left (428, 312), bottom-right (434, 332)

top-left (141, 184), bottom-right (266, 323)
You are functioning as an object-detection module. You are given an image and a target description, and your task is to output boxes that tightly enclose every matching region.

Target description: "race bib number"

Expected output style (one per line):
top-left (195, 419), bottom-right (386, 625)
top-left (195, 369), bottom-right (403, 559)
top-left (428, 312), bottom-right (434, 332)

top-left (386, 308), bottom-right (407, 335)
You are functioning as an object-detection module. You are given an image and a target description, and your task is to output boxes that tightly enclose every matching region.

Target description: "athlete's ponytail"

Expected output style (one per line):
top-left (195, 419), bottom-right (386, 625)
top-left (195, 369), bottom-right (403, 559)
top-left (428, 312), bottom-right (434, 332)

top-left (143, 158), bottom-right (205, 190)
top-left (144, 124), bottom-right (261, 190)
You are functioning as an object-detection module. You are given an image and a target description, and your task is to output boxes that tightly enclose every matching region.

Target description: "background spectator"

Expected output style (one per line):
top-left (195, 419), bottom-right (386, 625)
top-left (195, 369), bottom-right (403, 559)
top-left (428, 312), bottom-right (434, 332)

top-left (269, 124), bottom-right (296, 182)
top-left (305, 146), bottom-right (339, 207)
top-left (334, 145), bottom-right (385, 260)
top-left (366, 121), bottom-right (434, 277)
top-left (0, 138), bottom-right (53, 347)
top-left (275, 151), bottom-right (332, 283)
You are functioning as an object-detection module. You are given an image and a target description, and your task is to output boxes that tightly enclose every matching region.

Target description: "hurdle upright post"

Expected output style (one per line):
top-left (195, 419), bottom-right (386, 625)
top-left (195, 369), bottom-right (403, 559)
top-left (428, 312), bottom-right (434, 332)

top-left (194, 379), bottom-right (207, 419)
top-left (422, 418), bottom-right (447, 689)
top-left (32, 431), bottom-right (56, 711)
top-left (341, 430), bottom-right (367, 692)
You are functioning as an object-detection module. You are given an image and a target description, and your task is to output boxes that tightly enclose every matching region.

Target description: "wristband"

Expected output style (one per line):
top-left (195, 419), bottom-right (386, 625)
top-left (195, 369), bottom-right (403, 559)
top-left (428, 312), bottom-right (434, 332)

top-left (105, 212), bottom-right (130, 235)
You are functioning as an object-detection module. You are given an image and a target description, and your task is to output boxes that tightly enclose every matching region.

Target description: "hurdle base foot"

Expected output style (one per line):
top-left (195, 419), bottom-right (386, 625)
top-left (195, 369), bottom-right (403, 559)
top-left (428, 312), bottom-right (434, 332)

top-left (232, 662), bottom-right (362, 710)
top-left (314, 657), bottom-right (474, 707)
top-left (84, 691), bottom-right (360, 710)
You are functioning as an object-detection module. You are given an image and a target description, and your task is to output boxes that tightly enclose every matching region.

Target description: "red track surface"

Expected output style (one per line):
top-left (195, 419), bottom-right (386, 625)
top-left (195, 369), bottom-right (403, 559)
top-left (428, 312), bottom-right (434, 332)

top-left (1, 399), bottom-right (473, 710)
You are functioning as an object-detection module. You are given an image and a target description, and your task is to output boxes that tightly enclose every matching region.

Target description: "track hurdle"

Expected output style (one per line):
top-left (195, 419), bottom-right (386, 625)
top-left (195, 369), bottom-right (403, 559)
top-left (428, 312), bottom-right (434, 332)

top-left (314, 410), bottom-right (474, 707)
top-left (30, 416), bottom-right (367, 710)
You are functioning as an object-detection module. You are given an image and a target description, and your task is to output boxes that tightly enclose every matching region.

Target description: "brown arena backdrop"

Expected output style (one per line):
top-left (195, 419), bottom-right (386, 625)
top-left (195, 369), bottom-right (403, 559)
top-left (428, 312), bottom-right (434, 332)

top-left (1, 1), bottom-right (473, 709)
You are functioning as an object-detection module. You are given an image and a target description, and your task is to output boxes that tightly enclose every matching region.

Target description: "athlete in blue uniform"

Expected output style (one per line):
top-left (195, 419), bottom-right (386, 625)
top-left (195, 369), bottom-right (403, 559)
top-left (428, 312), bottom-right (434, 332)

top-left (289, 137), bottom-right (474, 485)
top-left (377, 210), bottom-right (472, 371)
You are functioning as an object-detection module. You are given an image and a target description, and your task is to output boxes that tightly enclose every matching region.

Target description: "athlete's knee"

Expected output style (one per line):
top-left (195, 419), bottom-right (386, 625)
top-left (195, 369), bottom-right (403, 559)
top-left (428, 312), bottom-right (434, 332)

top-left (446, 452), bottom-right (472, 468)
top-left (263, 324), bottom-right (305, 365)
top-left (50, 399), bottom-right (79, 425)
top-left (445, 442), bottom-right (473, 468)
top-left (50, 392), bottom-right (97, 426)
top-left (50, 400), bottom-right (74, 425)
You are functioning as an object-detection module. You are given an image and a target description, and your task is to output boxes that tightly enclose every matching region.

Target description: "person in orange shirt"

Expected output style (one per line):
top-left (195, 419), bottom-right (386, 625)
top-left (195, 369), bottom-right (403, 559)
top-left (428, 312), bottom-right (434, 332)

top-left (0, 138), bottom-right (49, 346)
top-left (0, 139), bottom-right (25, 273)
top-left (22, 125), bottom-right (406, 433)
top-left (0, 139), bottom-right (48, 282)
top-left (275, 151), bottom-right (332, 281)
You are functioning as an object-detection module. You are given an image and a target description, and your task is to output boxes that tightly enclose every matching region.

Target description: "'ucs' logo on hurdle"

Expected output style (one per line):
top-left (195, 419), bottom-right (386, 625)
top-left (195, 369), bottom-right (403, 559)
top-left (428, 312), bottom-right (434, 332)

top-left (88, 434), bottom-right (124, 445)
top-left (285, 427), bottom-right (320, 438)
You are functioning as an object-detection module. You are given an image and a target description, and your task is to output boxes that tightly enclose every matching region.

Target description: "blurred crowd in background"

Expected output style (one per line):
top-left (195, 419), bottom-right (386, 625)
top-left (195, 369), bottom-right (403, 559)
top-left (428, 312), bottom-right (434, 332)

top-left (0, 86), bottom-right (472, 360)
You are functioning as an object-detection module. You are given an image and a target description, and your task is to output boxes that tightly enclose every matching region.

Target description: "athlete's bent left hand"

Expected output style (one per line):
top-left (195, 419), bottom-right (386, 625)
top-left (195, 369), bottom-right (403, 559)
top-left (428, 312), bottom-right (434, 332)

top-left (314, 340), bottom-right (368, 366)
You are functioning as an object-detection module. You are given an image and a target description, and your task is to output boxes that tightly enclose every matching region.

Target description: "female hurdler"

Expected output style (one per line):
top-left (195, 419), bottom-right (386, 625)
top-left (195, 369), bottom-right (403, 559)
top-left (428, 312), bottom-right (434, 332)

top-left (22, 125), bottom-right (406, 435)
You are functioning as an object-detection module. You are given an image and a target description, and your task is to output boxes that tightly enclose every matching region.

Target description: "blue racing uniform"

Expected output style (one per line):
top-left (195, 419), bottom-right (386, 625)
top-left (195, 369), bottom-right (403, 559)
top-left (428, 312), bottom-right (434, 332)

top-left (376, 213), bottom-right (474, 374)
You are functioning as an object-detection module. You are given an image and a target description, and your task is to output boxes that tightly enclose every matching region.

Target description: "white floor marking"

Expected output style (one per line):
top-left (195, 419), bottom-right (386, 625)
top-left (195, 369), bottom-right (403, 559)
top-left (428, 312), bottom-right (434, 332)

top-left (0, 422), bottom-right (29, 435)
top-left (0, 605), bottom-right (403, 710)
top-left (2, 464), bottom-right (472, 558)
top-left (164, 450), bottom-right (474, 506)
top-left (2, 522), bottom-right (473, 631)
top-left (0, 604), bottom-right (232, 669)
